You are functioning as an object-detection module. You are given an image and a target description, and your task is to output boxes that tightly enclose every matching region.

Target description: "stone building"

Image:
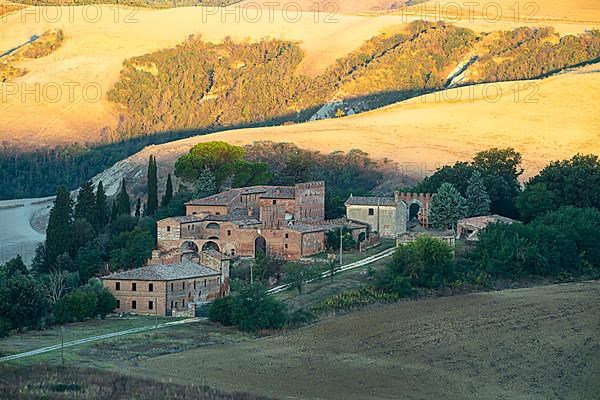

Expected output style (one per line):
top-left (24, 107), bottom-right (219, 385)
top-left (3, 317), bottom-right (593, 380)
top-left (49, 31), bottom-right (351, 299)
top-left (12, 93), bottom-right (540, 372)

top-left (102, 251), bottom-right (230, 316)
top-left (156, 181), bottom-right (366, 262)
top-left (456, 214), bottom-right (516, 241)
top-left (345, 191), bottom-right (433, 238)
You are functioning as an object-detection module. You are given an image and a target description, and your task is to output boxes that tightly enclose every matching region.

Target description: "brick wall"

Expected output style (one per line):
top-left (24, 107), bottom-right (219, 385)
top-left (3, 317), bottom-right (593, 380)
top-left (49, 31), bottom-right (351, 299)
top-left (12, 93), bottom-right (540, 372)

top-left (294, 181), bottom-right (325, 221)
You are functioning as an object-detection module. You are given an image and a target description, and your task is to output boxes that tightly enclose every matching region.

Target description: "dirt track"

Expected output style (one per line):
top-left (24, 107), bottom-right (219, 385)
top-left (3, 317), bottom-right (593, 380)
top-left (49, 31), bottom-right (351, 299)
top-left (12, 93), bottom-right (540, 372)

top-left (136, 281), bottom-right (600, 400)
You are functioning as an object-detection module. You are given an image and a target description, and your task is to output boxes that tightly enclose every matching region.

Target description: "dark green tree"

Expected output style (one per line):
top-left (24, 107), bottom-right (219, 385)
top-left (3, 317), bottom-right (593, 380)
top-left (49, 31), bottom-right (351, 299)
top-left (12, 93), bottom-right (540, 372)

top-left (115, 179), bottom-right (131, 216)
top-left (74, 180), bottom-right (96, 222)
top-left (465, 169), bottom-right (491, 217)
top-left (429, 183), bottom-right (467, 229)
top-left (192, 167), bottom-right (217, 199)
top-left (95, 181), bottom-right (109, 229)
top-left (161, 173), bottom-right (173, 207)
top-left (135, 198), bottom-right (141, 217)
top-left (147, 155), bottom-right (158, 216)
top-left (110, 199), bottom-right (118, 222)
top-left (516, 183), bottom-right (557, 223)
top-left (46, 186), bottom-right (73, 266)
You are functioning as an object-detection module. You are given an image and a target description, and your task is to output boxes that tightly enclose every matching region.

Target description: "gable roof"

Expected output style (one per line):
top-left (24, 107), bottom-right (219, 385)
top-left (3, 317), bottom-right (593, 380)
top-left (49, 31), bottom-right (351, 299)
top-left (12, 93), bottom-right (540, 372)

top-left (102, 261), bottom-right (220, 281)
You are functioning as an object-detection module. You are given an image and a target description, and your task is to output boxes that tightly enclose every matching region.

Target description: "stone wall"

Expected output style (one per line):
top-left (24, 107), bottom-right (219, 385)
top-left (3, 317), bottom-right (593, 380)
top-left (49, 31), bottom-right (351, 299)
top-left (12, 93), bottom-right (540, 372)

top-left (294, 181), bottom-right (325, 221)
top-left (346, 205), bottom-right (398, 238)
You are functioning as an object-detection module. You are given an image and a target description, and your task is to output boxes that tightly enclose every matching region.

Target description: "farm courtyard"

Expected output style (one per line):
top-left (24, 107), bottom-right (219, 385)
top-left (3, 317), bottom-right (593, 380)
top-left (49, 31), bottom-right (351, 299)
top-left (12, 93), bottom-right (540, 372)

top-left (1, 280), bottom-right (598, 400)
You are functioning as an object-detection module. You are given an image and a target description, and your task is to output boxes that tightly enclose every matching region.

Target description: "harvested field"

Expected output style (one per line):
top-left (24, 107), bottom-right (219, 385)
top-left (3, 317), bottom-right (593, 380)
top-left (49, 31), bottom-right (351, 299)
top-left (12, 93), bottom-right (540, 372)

top-left (131, 281), bottom-right (600, 400)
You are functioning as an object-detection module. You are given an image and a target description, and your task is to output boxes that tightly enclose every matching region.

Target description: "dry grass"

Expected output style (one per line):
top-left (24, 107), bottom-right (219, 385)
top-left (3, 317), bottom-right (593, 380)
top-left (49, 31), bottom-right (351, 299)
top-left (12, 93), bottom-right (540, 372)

top-left (129, 281), bottom-right (600, 400)
top-left (0, 364), bottom-right (274, 400)
top-left (0, 0), bottom-right (598, 147)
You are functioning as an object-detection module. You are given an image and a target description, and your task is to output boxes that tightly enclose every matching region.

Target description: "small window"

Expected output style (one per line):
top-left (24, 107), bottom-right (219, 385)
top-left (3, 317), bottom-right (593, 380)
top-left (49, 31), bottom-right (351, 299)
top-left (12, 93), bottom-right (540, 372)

top-left (227, 229), bottom-right (232, 236)
top-left (132, 282), bottom-right (136, 291)
top-left (148, 301), bottom-right (153, 310)
top-left (284, 243), bottom-right (288, 249)
top-left (149, 283), bottom-right (154, 292)
top-left (216, 212), bottom-right (221, 215)
top-left (132, 300), bottom-right (137, 309)
top-left (368, 208), bottom-right (374, 215)
top-left (166, 226), bottom-right (171, 232)
top-left (285, 233), bottom-right (289, 239)
top-left (171, 282), bottom-right (174, 291)
top-left (272, 199), bottom-right (277, 205)
top-left (182, 282), bottom-right (185, 289)
top-left (193, 281), bottom-right (196, 290)
top-left (204, 279), bottom-right (207, 287)
top-left (116, 282), bottom-right (120, 291)
top-left (170, 301), bottom-right (173, 308)
top-left (182, 299), bottom-right (185, 307)
top-left (116, 300), bottom-right (120, 308)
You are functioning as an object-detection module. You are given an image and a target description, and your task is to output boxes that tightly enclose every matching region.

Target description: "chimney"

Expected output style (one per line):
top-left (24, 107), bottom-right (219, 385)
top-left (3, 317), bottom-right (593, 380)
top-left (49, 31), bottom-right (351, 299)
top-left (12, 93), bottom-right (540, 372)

top-left (394, 191), bottom-right (400, 202)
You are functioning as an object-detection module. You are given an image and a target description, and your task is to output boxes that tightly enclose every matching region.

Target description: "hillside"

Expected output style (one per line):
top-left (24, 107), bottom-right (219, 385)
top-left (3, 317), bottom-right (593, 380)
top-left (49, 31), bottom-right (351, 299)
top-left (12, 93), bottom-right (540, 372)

top-left (90, 65), bottom-right (600, 198)
top-left (0, 0), bottom-right (599, 147)
top-left (125, 281), bottom-right (599, 399)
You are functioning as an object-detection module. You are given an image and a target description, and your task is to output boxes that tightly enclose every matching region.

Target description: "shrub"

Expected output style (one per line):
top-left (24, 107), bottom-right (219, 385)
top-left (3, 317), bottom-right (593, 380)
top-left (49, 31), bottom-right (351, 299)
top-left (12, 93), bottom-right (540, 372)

top-left (382, 236), bottom-right (455, 289)
top-left (314, 287), bottom-right (400, 313)
top-left (53, 289), bottom-right (98, 324)
top-left (208, 297), bottom-right (233, 326)
top-left (209, 283), bottom-right (287, 332)
top-left (0, 318), bottom-right (11, 338)
top-left (286, 308), bottom-right (317, 328)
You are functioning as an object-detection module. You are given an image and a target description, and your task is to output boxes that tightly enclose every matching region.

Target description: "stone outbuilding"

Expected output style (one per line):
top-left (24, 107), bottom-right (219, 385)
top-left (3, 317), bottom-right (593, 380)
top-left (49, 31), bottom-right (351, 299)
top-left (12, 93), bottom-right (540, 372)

top-left (456, 214), bottom-right (516, 241)
top-left (345, 191), bottom-right (433, 238)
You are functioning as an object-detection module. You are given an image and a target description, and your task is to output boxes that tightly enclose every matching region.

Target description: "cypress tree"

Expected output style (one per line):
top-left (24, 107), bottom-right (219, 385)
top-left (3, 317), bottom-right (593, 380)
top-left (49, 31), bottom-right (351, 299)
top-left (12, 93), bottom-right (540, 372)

top-left (116, 178), bottom-right (131, 216)
top-left (429, 182), bottom-right (467, 230)
top-left (465, 169), bottom-right (491, 217)
top-left (135, 198), bottom-right (141, 217)
top-left (193, 167), bottom-right (217, 199)
top-left (147, 155), bottom-right (158, 216)
top-left (161, 173), bottom-right (173, 207)
top-left (74, 180), bottom-right (96, 223)
top-left (110, 199), bottom-right (118, 222)
top-left (95, 181), bottom-right (109, 229)
top-left (46, 186), bottom-right (73, 266)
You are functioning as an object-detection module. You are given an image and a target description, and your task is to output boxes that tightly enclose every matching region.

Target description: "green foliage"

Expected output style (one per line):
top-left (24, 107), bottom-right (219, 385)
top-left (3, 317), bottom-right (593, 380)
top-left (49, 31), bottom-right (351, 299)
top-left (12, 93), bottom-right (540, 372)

top-left (115, 179), bottom-right (131, 216)
top-left (161, 173), bottom-right (173, 207)
top-left (518, 154), bottom-right (600, 221)
top-left (175, 141), bottom-right (246, 185)
top-left (192, 167), bottom-right (218, 199)
top-left (46, 186), bottom-right (73, 267)
top-left (53, 289), bottom-right (98, 324)
top-left (95, 181), bottom-right (109, 229)
top-left (381, 236), bottom-right (454, 289)
top-left (75, 245), bottom-right (102, 283)
top-left (465, 169), bottom-right (491, 217)
top-left (209, 283), bottom-right (287, 332)
top-left (283, 264), bottom-right (321, 295)
top-left (516, 183), bottom-right (557, 223)
top-left (417, 148), bottom-right (522, 217)
top-left (314, 287), bottom-right (401, 313)
top-left (0, 261), bottom-right (49, 330)
top-left (429, 183), bottom-right (467, 229)
top-left (286, 308), bottom-right (316, 328)
top-left (0, 317), bottom-right (11, 338)
top-left (147, 155), bottom-right (158, 216)
top-left (325, 228), bottom-right (357, 251)
top-left (472, 207), bottom-right (600, 278)
top-left (74, 180), bottom-right (96, 223)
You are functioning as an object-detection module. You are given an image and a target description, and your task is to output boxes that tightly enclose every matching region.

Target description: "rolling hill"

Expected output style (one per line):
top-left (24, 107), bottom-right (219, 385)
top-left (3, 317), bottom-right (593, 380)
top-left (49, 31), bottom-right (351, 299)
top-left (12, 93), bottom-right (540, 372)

top-left (0, 0), bottom-right (599, 147)
top-left (91, 64), bottom-right (600, 199)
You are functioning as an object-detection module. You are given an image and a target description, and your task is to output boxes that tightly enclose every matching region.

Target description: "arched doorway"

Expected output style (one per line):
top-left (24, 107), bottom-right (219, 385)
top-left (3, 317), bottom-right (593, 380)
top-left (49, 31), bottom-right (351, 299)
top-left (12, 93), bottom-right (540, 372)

top-left (409, 202), bottom-right (421, 221)
top-left (254, 236), bottom-right (266, 256)
top-left (181, 241), bottom-right (199, 253)
top-left (202, 241), bottom-right (220, 252)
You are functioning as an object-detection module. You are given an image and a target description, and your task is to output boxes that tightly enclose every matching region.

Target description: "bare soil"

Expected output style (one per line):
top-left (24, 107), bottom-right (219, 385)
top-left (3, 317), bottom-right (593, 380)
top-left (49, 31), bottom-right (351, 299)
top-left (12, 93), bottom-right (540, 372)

top-left (131, 281), bottom-right (600, 400)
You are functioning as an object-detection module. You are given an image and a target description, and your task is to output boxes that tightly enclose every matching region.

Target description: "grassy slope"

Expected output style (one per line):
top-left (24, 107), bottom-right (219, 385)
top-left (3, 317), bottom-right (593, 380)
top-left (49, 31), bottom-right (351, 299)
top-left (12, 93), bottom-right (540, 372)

top-left (125, 281), bottom-right (600, 400)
